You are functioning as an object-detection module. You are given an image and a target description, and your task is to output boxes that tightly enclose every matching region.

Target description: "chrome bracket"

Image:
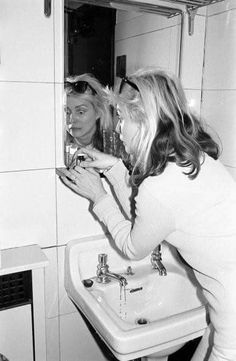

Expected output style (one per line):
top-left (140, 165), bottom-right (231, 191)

top-left (44, 0), bottom-right (51, 17)
top-left (186, 7), bottom-right (198, 36)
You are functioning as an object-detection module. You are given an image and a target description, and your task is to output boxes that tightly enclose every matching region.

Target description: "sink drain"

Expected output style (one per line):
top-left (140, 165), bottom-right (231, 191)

top-left (135, 318), bottom-right (149, 325)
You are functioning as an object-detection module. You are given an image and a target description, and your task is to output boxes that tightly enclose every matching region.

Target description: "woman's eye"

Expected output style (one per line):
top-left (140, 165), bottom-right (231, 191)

top-left (76, 109), bottom-right (86, 116)
top-left (66, 108), bottom-right (71, 116)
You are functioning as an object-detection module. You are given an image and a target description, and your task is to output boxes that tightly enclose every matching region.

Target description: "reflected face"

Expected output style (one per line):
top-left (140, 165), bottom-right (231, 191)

top-left (116, 108), bottom-right (139, 155)
top-left (66, 94), bottom-right (98, 146)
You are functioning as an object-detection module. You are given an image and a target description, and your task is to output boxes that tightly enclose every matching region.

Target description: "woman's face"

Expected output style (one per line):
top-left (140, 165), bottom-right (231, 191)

top-left (116, 107), bottom-right (139, 155)
top-left (66, 94), bottom-right (98, 146)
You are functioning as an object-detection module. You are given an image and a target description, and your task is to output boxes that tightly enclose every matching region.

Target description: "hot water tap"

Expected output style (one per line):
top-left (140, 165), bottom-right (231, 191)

top-left (151, 245), bottom-right (167, 276)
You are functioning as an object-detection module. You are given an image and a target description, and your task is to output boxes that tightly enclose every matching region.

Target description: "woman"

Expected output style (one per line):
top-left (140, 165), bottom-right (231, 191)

top-left (59, 67), bottom-right (236, 360)
top-left (64, 73), bottom-right (113, 166)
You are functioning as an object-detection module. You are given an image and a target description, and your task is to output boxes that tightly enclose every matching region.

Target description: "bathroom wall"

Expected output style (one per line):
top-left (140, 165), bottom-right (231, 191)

top-left (201, 0), bottom-right (236, 180)
top-left (0, 1), bottom-right (106, 360)
top-left (0, 1), bottom-right (235, 360)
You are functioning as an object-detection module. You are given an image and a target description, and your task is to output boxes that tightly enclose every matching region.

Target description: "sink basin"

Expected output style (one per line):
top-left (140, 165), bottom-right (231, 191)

top-left (65, 235), bottom-right (208, 361)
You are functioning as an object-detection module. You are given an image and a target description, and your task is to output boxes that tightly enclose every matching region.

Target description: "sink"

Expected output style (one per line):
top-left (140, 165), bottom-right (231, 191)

top-left (65, 235), bottom-right (208, 361)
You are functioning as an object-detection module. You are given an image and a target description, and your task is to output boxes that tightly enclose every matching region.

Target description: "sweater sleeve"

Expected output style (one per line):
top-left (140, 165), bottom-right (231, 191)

top-left (104, 160), bottom-right (132, 219)
top-left (93, 179), bottom-right (175, 260)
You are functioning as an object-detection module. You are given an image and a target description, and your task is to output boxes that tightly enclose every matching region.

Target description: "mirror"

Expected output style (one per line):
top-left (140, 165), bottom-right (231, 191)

top-left (64, 2), bottom-right (120, 167)
top-left (63, 0), bottom-right (183, 167)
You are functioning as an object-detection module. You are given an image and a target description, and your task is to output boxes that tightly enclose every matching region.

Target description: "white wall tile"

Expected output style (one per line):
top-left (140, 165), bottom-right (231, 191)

top-left (46, 317), bottom-right (60, 361)
top-left (207, 0), bottom-right (236, 16)
top-left (0, 0), bottom-right (54, 83)
top-left (115, 12), bottom-right (179, 41)
top-left (196, 7), bottom-right (207, 16)
top-left (115, 27), bottom-right (178, 75)
top-left (58, 246), bottom-right (77, 315)
top-left (203, 9), bottom-right (236, 90)
top-left (185, 89), bottom-right (202, 115)
top-left (0, 82), bottom-right (55, 171)
top-left (0, 169), bottom-right (57, 249)
top-left (56, 177), bottom-right (105, 246)
top-left (115, 9), bottom-right (180, 76)
top-left (169, 24), bottom-right (181, 76)
top-left (60, 312), bottom-right (108, 361)
top-left (201, 90), bottom-right (236, 167)
top-left (44, 247), bottom-right (59, 318)
top-left (180, 14), bottom-right (206, 89)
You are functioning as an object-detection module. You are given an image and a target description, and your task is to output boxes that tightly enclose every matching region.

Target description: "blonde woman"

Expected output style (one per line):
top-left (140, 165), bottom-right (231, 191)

top-left (59, 67), bottom-right (236, 361)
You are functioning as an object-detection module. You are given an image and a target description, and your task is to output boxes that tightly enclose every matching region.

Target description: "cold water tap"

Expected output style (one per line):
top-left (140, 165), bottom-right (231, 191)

top-left (96, 253), bottom-right (127, 287)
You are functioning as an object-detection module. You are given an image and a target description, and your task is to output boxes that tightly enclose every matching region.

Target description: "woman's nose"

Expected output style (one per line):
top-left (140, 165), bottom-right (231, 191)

top-left (71, 113), bottom-right (80, 124)
top-left (66, 112), bottom-right (79, 125)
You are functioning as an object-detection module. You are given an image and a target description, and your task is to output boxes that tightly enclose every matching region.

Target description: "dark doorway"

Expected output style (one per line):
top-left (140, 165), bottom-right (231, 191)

top-left (65, 3), bottom-right (116, 87)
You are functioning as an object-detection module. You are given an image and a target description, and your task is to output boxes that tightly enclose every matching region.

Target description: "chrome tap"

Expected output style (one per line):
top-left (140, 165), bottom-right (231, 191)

top-left (96, 253), bottom-right (128, 287)
top-left (151, 245), bottom-right (167, 276)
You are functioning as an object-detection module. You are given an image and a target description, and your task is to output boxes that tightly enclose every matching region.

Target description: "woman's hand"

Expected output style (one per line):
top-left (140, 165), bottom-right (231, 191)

top-left (78, 148), bottom-right (119, 171)
top-left (57, 166), bottom-right (107, 203)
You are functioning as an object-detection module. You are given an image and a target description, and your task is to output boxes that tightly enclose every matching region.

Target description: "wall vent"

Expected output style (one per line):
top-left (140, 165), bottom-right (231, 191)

top-left (0, 271), bottom-right (32, 310)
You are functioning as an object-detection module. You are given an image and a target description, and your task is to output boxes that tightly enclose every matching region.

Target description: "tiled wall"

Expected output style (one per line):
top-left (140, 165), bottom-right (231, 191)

top-left (115, 11), bottom-right (180, 75)
top-left (0, 1), bottom-right (235, 360)
top-left (0, 1), bottom-right (106, 360)
top-left (114, 7), bottom-right (206, 116)
top-left (201, 0), bottom-right (236, 180)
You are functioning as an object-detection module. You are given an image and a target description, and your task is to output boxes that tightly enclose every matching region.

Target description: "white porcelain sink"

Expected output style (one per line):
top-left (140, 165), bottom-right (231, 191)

top-left (65, 235), bottom-right (208, 361)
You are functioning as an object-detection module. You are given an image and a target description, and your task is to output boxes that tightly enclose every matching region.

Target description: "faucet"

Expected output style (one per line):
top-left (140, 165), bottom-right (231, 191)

top-left (151, 245), bottom-right (167, 276)
top-left (96, 253), bottom-right (128, 287)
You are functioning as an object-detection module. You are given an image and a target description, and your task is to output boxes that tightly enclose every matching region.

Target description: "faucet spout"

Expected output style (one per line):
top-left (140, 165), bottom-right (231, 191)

top-left (105, 271), bottom-right (128, 287)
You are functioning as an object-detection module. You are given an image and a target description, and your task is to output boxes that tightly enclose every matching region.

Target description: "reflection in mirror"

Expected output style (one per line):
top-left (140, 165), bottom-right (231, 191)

top-left (64, 2), bottom-right (127, 167)
top-left (64, 73), bottom-right (114, 167)
top-left (64, 3), bottom-right (116, 84)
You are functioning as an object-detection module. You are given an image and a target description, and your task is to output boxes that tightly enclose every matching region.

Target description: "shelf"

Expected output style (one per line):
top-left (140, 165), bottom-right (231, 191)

top-left (0, 244), bottom-right (48, 276)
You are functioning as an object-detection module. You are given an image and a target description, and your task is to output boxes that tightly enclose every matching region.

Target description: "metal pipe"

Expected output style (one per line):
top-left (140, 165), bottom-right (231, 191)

top-left (178, 11), bottom-right (185, 79)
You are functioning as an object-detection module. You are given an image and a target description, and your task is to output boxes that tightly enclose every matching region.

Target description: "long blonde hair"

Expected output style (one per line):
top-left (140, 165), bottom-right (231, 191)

top-left (113, 67), bottom-right (220, 185)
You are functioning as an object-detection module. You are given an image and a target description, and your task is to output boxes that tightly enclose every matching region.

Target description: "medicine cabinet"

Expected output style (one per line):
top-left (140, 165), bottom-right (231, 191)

top-left (63, 0), bottom-right (224, 168)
